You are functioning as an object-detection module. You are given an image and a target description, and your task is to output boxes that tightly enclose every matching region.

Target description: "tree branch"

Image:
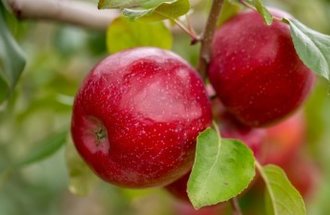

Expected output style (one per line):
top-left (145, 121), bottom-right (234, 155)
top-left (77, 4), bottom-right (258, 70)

top-left (197, 0), bottom-right (224, 79)
top-left (6, 0), bottom-right (119, 30)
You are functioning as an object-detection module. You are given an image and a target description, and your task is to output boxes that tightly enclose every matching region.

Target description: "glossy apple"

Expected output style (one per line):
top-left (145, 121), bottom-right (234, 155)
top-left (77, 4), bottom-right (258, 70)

top-left (165, 113), bottom-right (265, 202)
top-left (208, 10), bottom-right (315, 127)
top-left (71, 47), bottom-right (212, 188)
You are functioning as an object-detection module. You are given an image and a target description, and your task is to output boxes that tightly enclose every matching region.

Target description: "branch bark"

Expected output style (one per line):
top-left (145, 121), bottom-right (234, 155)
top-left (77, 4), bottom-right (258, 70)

top-left (197, 0), bottom-right (224, 79)
top-left (6, 0), bottom-right (119, 30)
top-left (5, 0), bottom-right (207, 34)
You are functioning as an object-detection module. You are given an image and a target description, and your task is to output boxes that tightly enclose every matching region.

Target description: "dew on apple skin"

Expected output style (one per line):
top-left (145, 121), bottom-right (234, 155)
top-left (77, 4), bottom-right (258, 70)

top-left (71, 47), bottom-right (212, 188)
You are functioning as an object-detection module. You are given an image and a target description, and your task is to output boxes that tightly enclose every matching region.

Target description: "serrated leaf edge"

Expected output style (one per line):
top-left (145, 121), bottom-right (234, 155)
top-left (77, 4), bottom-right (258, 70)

top-left (286, 18), bottom-right (330, 80)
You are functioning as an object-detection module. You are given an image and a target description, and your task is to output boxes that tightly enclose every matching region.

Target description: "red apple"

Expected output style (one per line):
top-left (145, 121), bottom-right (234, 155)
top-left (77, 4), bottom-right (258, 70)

top-left (71, 47), bottom-right (212, 188)
top-left (282, 155), bottom-right (320, 199)
top-left (166, 172), bottom-right (227, 214)
top-left (261, 112), bottom-right (305, 165)
top-left (218, 109), bottom-right (266, 159)
top-left (208, 10), bottom-right (314, 127)
top-left (173, 202), bottom-right (227, 215)
top-left (166, 172), bottom-right (191, 202)
top-left (210, 98), bottom-right (266, 159)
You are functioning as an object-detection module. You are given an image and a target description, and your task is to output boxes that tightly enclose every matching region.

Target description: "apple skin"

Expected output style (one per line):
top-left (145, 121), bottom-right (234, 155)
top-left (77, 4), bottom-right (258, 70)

top-left (211, 98), bottom-right (266, 159)
top-left (166, 172), bottom-right (227, 215)
top-left (208, 10), bottom-right (315, 127)
top-left (261, 112), bottom-right (305, 165)
top-left (218, 109), bottom-right (266, 159)
top-left (71, 47), bottom-right (212, 188)
top-left (173, 202), bottom-right (227, 215)
top-left (281, 155), bottom-right (320, 199)
top-left (165, 103), bottom-right (265, 203)
top-left (166, 172), bottom-right (191, 202)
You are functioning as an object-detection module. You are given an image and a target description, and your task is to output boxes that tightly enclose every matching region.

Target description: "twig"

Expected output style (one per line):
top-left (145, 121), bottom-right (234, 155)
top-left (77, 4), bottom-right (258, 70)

top-left (230, 198), bottom-right (243, 215)
top-left (5, 0), bottom-right (208, 33)
top-left (197, 0), bottom-right (224, 79)
top-left (172, 18), bottom-right (199, 43)
top-left (239, 0), bottom-right (283, 22)
top-left (6, 0), bottom-right (119, 30)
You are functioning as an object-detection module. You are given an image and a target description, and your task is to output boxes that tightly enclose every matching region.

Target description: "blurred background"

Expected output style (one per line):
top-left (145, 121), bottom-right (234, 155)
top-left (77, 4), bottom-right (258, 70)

top-left (0, 0), bottom-right (330, 214)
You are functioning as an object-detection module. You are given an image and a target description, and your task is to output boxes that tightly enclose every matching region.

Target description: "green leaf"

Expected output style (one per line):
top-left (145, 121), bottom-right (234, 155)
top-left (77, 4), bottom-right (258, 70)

top-left (15, 130), bottom-right (68, 167)
top-left (218, 0), bottom-right (241, 27)
top-left (0, 3), bottom-right (26, 103)
top-left (187, 127), bottom-right (256, 209)
top-left (253, 0), bottom-right (272, 25)
top-left (257, 164), bottom-right (306, 215)
top-left (124, 0), bottom-right (190, 21)
top-left (285, 18), bottom-right (330, 80)
top-left (99, 0), bottom-right (189, 20)
top-left (242, 0), bottom-right (272, 25)
top-left (106, 17), bottom-right (172, 54)
top-left (98, 0), bottom-right (176, 9)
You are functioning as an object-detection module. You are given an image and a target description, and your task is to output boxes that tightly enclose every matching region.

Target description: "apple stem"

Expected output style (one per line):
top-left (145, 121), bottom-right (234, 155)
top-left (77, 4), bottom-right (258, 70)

top-left (95, 127), bottom-right (107, 141)
top-left (230, 197), bottom-right (243, 215)
top-left (197, 0), bottom-right (224, 79)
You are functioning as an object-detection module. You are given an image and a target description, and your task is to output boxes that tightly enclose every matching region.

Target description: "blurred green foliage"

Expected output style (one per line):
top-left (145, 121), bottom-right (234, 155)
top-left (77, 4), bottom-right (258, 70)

top-left (0, 0), bottom-right (330, 215)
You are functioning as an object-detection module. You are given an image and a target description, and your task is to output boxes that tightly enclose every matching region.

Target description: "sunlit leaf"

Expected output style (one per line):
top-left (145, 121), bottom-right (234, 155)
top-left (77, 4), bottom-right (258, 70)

top-left (0, 3), bottom-right (26, 103)
top-left (218, 0), bottom-right (241, 26)
top-left (187, 127), bottom-right (255, 209)
top-left (235, 0), bottom-right (272, 25)
top-left (253, 0), bottom-right (272, 25)
top-left (285, 18), bottom-right (330, 80)
top-left (107, 17), bottom-right (172, 54)
top-left (99, 0), bottom-right (189, 20)
top-left (123, 0), bottom-right (190, 21)
top-left (98, 0), bottom-right (176, 9)
top-left (257, 163), bottom-right (306, 215)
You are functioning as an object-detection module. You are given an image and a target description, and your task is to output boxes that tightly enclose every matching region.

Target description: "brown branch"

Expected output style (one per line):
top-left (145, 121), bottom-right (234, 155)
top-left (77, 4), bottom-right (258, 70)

top-left (6, 0), bottom-right (119, 30)
top-left (230, 198), bottom-right (243, 215)
top-left (197, 0), bottom-right (224, 79)
top-left (4, 0), bottom-right (208, 33)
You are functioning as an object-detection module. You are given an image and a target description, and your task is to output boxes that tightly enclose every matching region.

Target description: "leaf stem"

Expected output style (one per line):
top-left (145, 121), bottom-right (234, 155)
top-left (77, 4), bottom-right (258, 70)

top-left (239, 0), bottom-right (283, 22)
top-left (172, 18), bottom-right (200, 44)
top-left (255, 160), bottom-right (264, 178)
top-left (230, 197), bottom-right (243, 215)
top-left (197, 0), bottom-right (224, 79)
